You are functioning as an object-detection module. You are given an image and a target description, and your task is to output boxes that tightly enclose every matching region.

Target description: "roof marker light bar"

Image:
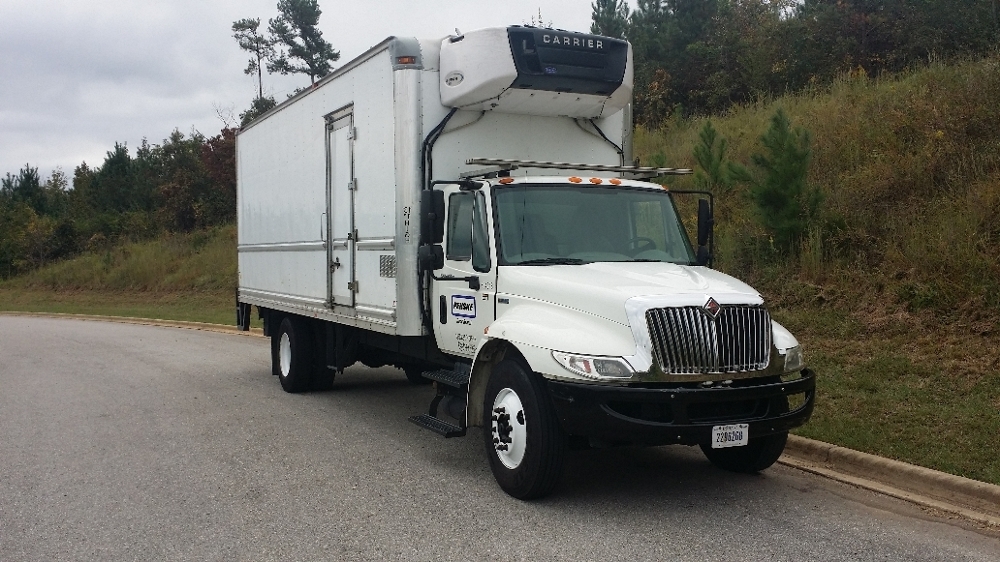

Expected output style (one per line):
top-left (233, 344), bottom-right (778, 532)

top-left (464, 158), bottom-right (693, 179)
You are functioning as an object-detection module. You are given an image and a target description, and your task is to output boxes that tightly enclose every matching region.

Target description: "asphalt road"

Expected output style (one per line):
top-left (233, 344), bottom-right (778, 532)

top-left (2, 316), bottom-right (998, 562)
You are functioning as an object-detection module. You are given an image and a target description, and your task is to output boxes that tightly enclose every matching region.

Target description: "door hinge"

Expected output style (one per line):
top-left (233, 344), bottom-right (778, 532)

top-left (347, 281), bottom-right (359, 293)
top-left (348, 179), bottom-right (358, 191)
top-left (346, 229), bottom-right (358, 241)
top-left (347, 127), bottom-right (357, 140)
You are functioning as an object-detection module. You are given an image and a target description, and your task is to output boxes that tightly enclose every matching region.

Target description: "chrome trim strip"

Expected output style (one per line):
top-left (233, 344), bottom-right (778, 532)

top-left (240, 288), bottom-right (328, 307)
top-left (356, 238), bottom-right (395, 251)
top-left (355, 304), bottom-right (396, 321)
top-left (238, 241), bottom-right (326, 253)
top-left (239, 288), bottom-right (401, 334)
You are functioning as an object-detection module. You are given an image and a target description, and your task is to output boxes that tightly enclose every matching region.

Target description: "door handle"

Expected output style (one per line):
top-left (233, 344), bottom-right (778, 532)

top-left (433, 274), bottom-right (480, 290)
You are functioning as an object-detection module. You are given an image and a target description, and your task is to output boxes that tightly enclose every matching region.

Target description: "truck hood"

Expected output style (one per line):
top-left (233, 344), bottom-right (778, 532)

top-left (497, 262), bottom-right (762, 325)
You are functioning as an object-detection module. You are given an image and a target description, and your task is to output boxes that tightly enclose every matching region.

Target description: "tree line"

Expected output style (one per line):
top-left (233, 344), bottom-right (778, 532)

top-left (0, 129), bottom-right (236, 278)
top-left (592, 0), bottom-right (1000, 125)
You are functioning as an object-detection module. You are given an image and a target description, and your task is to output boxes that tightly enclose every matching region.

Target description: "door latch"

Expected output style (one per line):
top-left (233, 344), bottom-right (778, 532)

top-left (331, 258), bottom-right (341, 271)
top-left (347, 281), bottom-right (359, 293)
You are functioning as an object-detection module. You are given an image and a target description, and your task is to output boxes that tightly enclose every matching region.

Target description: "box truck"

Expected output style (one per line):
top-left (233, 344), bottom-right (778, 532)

top-left (236, 26), bottom-right (816, 499)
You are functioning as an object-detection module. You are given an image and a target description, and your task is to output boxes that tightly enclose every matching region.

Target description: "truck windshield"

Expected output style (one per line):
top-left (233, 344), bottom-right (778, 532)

top-left (494, 184), bottom-right (696, 265)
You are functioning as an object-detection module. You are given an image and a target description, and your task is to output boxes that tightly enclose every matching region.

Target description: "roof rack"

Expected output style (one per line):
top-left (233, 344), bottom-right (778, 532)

top-left (462, 158), bottom-right (692, 180)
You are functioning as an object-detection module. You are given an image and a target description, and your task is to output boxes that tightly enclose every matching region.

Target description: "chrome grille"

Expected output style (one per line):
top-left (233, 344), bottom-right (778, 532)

top-left (645, 305), bottom-right (772, 374)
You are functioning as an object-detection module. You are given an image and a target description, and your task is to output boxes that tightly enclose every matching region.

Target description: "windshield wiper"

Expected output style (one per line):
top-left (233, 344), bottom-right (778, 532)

top-left (623, 258), bottom-right (698, 265)
top-left (514, 257), bottom-right (590, 266)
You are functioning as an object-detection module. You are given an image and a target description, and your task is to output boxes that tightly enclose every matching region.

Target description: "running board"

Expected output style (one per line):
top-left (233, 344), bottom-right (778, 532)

top-left (408, 414), bottom-right (466, 438)
top-left (422, 366), bottom-right (470, 388)
top-left (409, 363), bottom-right (470, 438)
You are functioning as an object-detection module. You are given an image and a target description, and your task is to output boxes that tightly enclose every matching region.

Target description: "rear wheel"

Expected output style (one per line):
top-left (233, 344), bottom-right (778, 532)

top-left (274, 316), bottom-right (314, 393)
top-left (483, 359), bottom-right (566, 500)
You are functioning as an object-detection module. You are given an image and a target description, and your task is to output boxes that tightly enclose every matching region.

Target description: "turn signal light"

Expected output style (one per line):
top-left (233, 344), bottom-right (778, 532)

top-left (396, 56), bottom-right (417, 65)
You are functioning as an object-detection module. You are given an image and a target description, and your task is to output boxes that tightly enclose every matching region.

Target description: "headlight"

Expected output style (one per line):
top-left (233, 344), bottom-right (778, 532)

top-left (783, 345), bottom-right (805, 372)
top-left (552, 351), bottom-right (634, 380)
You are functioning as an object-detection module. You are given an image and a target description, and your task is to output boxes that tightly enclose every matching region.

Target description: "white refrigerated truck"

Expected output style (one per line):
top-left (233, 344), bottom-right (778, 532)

top-left (236, 26), bottom-right (815, 499)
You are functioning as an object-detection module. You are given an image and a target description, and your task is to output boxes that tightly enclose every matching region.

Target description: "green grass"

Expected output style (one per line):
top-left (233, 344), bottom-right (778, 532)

top-left (774, 306), bottom-right (1000, 485)
top-left (0, 225), bottom-right (241, 325)
top-left (0, 289), bottom-right (237, 325)
top-left (5, 225), bottom-right (238, 292)
top-left (800, 349), bottom-right (1000, 485)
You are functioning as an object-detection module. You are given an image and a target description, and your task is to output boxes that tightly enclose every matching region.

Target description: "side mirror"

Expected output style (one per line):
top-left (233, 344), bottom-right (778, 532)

top-left (696, 198), bottom-right (714, 267)
top-left (420, 190), bottom-right (445, 244)
top-left (697, 198), bottom-right (713, 247)
top-left (418, 244), bottom-right (444, 271)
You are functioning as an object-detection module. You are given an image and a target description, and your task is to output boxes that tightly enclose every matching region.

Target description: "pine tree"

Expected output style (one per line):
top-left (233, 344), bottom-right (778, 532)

top-left (692, 120), bottom-right (735, 194)
top-left (232, 18), bottom-right (276, 99)
top-left (737, 109), bottom-right (821, 255)
top-left (267, 0), bottom-right (340, 85)
top-left (591, 0), bottom-right (629, 38)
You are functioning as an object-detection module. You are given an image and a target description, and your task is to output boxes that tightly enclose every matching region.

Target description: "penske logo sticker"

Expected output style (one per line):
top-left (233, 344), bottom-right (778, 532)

top-left (451, 295), bottom-right (476, 318)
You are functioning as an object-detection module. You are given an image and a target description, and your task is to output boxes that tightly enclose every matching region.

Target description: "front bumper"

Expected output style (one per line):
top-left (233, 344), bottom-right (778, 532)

top-left (546, 369), bottom-right (815, 446)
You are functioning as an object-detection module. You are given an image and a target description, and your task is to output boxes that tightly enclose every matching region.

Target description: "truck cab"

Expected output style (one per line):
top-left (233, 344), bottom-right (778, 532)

top-left (418, 171), bottom-right (814, 498)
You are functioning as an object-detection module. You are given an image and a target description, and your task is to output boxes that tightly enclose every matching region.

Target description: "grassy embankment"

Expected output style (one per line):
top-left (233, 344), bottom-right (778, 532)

top-left (636, 57), bottom-right (1000, 485)
top-left (2, 58), bottom-right (998, 485)
top-left (0, 226), bottom-right (239, 325)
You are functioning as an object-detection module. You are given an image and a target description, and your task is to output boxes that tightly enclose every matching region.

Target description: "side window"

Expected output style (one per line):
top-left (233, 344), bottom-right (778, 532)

top-left (446, 192), bottom-right (473, 261)
top-left (472, 192), bottom-right (491, 272)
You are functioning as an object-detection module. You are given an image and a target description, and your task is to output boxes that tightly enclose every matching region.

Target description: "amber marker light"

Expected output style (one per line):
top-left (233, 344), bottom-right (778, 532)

top-left (396, 56), bottom-right (417, 65)
top-left (589, 177), bottom-right (602, 184)
top-left (498, 177), bottom-right (515, 184)
top-left (568, 176), bottom-right (583, 183)
top-left (609, 178), bottom-right (622, 185)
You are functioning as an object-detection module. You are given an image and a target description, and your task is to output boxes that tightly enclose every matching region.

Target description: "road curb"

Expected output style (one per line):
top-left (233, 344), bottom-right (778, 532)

top-left (781, 435), bottom-right (1000, 528)
top-left (3, 311), bottom-right (998, 527)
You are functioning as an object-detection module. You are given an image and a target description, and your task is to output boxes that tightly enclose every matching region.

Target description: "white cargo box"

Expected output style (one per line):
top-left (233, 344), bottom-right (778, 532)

top-left (237, 28), bottom-right (631, 337)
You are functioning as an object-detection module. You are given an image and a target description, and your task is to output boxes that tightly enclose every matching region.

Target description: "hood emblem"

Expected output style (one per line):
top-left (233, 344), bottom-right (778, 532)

top-left (702, 297), bottom-right (722, 320)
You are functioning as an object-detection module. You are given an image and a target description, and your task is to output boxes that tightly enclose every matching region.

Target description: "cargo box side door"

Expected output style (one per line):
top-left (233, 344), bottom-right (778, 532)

top-left (326, 107), bottom-right (356, 308)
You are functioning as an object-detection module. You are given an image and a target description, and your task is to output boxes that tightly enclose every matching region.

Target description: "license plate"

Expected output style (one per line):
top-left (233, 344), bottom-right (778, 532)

top-left (711, 424), bottom-right (749, 448)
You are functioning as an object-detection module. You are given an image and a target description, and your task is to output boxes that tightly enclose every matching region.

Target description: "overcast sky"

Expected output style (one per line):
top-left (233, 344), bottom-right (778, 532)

top-left (0, 0), bottom-right (594, 181)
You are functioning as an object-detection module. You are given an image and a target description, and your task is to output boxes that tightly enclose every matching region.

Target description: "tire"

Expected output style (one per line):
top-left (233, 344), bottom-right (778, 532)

top-left (700, 431), bottom-right (787, 473)
top-left (273, 316), bottom-right (314, 393)
top-left (403, 366), bottom-right (431, 385)
top-left (483, 359), bottom-right (566, 500)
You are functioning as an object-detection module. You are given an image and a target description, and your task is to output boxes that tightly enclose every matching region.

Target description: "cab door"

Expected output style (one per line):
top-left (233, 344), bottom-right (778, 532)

top-left (431, 186), bottom-right (496, 358)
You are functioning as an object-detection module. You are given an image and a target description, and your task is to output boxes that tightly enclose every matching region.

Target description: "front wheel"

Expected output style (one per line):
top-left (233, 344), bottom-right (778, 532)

top-left (483, 359), bottom-right (566, 500)
top-left (700, 431), bottom-right (787, 473)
